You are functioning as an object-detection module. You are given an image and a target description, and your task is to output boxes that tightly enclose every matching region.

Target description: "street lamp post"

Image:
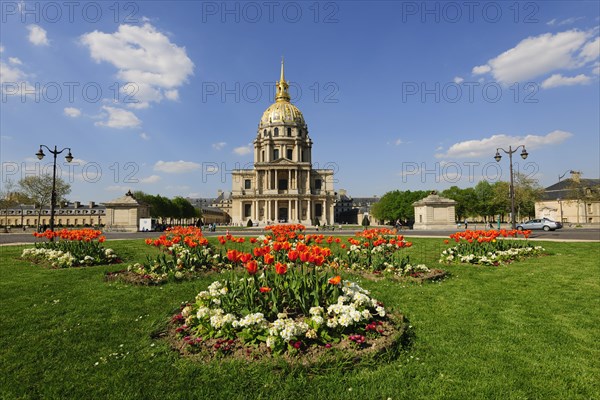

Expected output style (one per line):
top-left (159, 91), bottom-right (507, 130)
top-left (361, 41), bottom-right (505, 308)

top-left (494, 145), bottom-right (529, 229)
top-left (35, 145), bottom-right (73, 238)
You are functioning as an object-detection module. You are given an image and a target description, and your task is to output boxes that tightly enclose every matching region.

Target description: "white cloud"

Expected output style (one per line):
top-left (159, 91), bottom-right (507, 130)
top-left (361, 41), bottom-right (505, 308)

top-left (164, 89), bottom-right (179, 101)
top-left (8, 57), bottom-right (22, 65)
top-left (593, 62), bottom-right (600, 75)
top-left (541, 73), bottom-right (591, 89)
top-left (212, 142), bottom-right (227, 150)
top-left (63, 107), bottom-right (81, 118)
top-left (472, 65), bottom-right (491, 75)
top-left (453, 76), bottom-right (464, 84)
top-left (394, 139), bottom-right (403, 146)
top-left (27, 24), bottom-right (49, 46)
top-left (205, 164), bottom-right (219, 173)
top-left (154, 160), bottom-right (200, 173)
top-left (0, 44), bottom-right (4, 53)
top-left (141, 175), bottom-right (161, 183)
top-left (95, 106), bottom-right (141, 129)
top-left (140, 132), bottom-right (150, 140)
top-left (547, 17), bottom-right (584, 26)
top-left (579, 37), bottom-right (600, 63)
top-left (0, 60), bottom-right (26, 82)
top-left (233, 144), bottom-right (252, 156)
top-left (435, 130), bottom-right (573, 159)
top-left (0, 56), bottom-right (36, 96)
top-left (472, 30), bottom-right (598, 84)
top-left (80, 23), bottom-right (194, 108)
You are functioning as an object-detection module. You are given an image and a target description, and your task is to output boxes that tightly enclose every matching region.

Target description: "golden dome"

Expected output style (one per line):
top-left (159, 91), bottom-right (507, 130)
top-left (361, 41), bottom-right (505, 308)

top-left (259, 59), bottom-right (306, 128)
top-left (260, 101), bottom-right (305, 127)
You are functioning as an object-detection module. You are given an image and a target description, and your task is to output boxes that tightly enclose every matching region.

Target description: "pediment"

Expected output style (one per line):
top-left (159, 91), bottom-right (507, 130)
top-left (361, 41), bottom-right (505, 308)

top-left (269, 158), bottom-right (297, 165)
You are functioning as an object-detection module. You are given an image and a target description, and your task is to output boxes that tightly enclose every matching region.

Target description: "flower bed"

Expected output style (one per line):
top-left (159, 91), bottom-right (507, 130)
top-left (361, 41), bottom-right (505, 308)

top-left (439, 229), bottom-right (545, 266)
top-left (121, 226), bottom-right (225, 284)
top-left (21, 229), bottom-right (119, 268)
top-left (165, 224), bottom-right (406, 361)
top-left (342, 228), bottom-right (438, 279)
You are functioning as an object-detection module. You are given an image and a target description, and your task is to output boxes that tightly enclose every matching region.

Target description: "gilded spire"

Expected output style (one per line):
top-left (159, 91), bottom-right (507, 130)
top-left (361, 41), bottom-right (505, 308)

top-left (275, 57), bottom-right (290, 103)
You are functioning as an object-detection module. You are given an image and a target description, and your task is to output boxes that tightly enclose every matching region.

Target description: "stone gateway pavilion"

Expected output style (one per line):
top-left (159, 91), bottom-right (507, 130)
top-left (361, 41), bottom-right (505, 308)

top-left (229, 61), bottom-right (335, 226)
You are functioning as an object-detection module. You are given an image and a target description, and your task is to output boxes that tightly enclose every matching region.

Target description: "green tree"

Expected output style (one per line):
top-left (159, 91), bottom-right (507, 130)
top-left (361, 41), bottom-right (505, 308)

top-left (441, 186), bottom-right (477, 221)
top-left (370, 190), bottom-right (430, 224)
top-left (491, 181), bottom-right (510, 221)
top-left (513, 173), bottom-right (543, 220)
top-left (474, 180), bottom-right (496, 221)
top-left (133, 192), bottom-right (199, 224)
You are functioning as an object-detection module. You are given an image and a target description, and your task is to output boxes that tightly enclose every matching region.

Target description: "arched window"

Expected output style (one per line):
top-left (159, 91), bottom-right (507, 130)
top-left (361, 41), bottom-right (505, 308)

top-left (274, 128), bottom-right (279, 137)
top-left (264, 129), bottom-right (267, 137)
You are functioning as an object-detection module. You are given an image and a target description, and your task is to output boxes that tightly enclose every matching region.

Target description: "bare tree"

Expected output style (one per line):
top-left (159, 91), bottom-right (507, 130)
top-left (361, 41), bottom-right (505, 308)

top-left (18, 174), bottom-right (71, 230)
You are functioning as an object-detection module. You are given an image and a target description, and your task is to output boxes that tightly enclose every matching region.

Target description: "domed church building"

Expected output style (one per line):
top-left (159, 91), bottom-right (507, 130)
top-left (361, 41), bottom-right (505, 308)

top-left (230, 60), bottom-right (335, 225)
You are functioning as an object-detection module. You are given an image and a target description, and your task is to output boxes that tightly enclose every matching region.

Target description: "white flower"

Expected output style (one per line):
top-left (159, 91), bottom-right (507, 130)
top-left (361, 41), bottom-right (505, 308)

top-left (309, 306), bottom-right (324, 316)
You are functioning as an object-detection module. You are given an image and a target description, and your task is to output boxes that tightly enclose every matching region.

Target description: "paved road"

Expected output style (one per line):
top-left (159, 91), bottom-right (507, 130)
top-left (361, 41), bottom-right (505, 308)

top-left (1, 227), bottom-right (598, 245)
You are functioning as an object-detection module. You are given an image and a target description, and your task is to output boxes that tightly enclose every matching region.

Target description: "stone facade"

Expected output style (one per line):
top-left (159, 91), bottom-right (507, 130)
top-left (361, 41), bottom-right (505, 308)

top-left (229, 61), bottom-right (335, 226)
top-left (1, 201), bottom-right (104, 228)
top-left (535, 172), bottom-right (600, 224)
top-left (103, 191), bottom-right (150, 232)
top-left (412, 192), bottom-right (457, 230)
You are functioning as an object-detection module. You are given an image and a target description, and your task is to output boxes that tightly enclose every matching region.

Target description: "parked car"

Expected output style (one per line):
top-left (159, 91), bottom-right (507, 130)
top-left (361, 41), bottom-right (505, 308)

top-left (516, 218), bottom-right (563, 231)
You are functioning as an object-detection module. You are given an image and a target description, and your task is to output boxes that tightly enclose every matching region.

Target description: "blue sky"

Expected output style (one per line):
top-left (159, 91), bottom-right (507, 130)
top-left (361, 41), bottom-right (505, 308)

top-left (1, 1), bottom-right (599, 202)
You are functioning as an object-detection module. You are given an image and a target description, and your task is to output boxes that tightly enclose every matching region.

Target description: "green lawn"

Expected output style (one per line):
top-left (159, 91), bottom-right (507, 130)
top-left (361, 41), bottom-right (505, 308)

top-left (1, 239), bottom-right (598, 399)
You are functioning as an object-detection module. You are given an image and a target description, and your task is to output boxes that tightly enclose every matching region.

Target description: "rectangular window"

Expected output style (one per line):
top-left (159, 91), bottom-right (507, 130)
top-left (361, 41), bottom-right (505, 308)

top-left (278, 179), bottom-right (288, 190)
top-left (244, 179), bottom-right (251, 189)
top-left (273, 149), bottom-right (279, 160)
top-left (286, 148), bottom-right (293, 160)
top-left (315, 179), bottom-right (322, 190)
top-left (244, 204), bottom-right (252, 218)
top-left (315, 203), bottom-right (322, 217)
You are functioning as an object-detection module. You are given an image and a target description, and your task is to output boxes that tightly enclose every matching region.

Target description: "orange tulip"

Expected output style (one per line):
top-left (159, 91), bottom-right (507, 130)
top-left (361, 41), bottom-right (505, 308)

top-left (263, 253), bottom-right (274, 265)
top-left (275, 262), bottom-right (287, 275)
top-left (245, 260), bottom-right (258, 275)
top-left (328, 275), bottom-right (341, 285)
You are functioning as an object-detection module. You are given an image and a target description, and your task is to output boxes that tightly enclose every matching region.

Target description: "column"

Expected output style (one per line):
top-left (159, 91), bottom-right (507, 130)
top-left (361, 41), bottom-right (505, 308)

top-left (266, 200), bottom-right (269, 222)
top-left (288, 200), bottom-right (291, 222)
top-left (307, 200), bottom-right (312, 224)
